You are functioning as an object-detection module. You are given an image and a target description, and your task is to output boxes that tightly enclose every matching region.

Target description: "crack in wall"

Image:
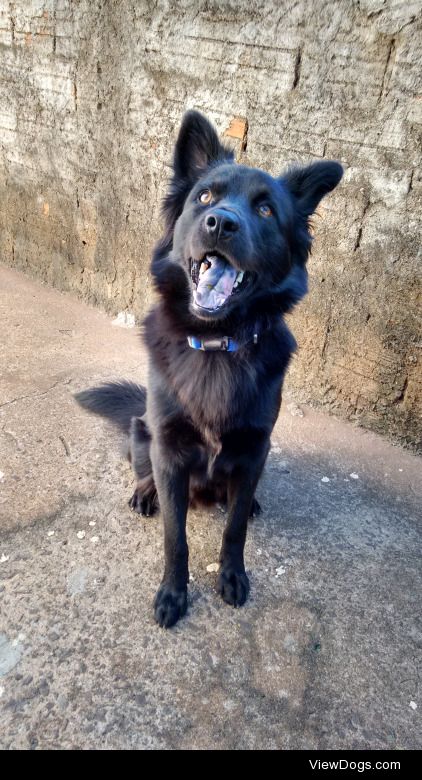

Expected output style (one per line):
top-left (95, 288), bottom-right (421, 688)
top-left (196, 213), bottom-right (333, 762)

top-left (292, 46), bottom-right (302, 89)
top-left (53, 0), bottom-right (56, 54)
top-left (353, 199), bottom-right (370, 252)
top-left (378, 37), bottom-right (396, 103)
top-left (393, 376), bottom-right (408, 405)
top-left (73, 60), bottom-right (79, 112)
top-left (240, 118), bottom-right (248, 152)
top-left (321, 306), bottom-right (332, 365)
top-left (9, 1), bottom-right (15, 44)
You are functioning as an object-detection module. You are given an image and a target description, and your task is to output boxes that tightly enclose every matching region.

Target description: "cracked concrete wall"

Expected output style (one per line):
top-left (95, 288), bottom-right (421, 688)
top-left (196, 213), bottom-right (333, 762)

top-left (0, 0), bottom-right (421, 448)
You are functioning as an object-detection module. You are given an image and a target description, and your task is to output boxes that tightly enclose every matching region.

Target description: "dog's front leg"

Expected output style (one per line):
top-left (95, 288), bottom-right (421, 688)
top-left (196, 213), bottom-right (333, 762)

top-left (151, 442), bottom-right (190, 628)
top-left (218, 441), bottom-right (269, 607)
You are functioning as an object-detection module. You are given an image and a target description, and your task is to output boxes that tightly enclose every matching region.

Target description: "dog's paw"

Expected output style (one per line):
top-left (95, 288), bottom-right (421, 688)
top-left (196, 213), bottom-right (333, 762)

top-left (128, 488), bottom-right (158, 517)
top-left (154, 583), bottom-right (188, 628)
top-left (217, 565), bottom-right (250, 607)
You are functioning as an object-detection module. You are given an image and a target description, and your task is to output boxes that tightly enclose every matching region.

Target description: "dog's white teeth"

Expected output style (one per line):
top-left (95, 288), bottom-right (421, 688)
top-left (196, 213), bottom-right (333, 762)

top-left (233, 271), bottom-right (244, 288)
top-left (199, 260), bottom-right (211, 275)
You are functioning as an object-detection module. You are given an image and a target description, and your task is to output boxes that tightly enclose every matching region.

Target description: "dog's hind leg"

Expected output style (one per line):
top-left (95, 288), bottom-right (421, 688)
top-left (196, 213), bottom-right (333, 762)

top-left (129, 476), bottom-right (158, 517)
top-left (128, 416), bottom-right (159, 517)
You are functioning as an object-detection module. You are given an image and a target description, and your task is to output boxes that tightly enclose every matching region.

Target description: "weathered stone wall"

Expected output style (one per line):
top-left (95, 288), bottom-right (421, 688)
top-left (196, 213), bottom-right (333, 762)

top-left (0, 0), bottom-right (421, 448)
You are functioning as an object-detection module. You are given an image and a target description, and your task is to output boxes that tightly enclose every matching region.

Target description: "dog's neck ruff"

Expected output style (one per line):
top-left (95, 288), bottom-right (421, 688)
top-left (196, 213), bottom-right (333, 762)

top-left (187, 331), bottom-right (259, 353)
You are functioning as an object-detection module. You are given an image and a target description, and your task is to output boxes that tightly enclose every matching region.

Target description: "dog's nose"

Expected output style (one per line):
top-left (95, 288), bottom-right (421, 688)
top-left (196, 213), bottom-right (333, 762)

top-left (205, 210), bottom-right (240, 239)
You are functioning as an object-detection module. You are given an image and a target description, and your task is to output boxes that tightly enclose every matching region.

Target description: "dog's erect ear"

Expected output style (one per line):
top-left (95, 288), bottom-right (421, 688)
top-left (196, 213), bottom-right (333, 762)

top-left (282, 161), bottom-right (343, 216)
top-left (173, 110), bottom-right (234, 182)
top-left (162, 111), bottom-right (234, 237)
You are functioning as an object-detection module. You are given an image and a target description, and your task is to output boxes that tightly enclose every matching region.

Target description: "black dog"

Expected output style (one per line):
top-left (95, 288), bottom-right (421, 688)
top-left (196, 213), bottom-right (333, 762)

top-left (76, 111), bottom-right (342, 628)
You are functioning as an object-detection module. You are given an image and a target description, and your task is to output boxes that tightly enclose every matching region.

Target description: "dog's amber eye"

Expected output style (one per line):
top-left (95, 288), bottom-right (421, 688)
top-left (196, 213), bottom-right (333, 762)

top-left (199, 189), bottom-right (213, 205)
top-left (257, 204), bottom-right (273, 218)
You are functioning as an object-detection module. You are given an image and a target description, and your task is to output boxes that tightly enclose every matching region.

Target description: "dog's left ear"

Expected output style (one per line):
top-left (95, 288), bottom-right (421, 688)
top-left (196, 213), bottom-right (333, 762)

top-left (173, 110), bottom-right (234, 182)
top-left (282, 161), bottom-right (343, 216)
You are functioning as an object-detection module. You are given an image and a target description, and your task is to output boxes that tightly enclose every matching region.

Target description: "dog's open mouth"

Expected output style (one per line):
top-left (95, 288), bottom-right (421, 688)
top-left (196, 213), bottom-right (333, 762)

top-left (190, 254), bottom-right (249, 311)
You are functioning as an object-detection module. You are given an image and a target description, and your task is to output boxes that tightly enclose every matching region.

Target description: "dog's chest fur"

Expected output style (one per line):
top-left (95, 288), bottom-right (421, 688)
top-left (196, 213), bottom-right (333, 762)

top-left (146, 317), bottom-right (256, 433)
top-left (144, 307), bottom-right (293, 445)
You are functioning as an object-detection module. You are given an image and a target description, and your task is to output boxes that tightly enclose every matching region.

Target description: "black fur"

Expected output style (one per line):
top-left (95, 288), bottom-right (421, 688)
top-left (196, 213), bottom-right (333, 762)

top-left (75, 381), bottom-right (146, 434)
top-left (76, 111), bottom-right (343, 628)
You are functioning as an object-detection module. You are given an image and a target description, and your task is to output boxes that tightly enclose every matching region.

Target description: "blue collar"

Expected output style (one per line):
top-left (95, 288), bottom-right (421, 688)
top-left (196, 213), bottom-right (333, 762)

top-left (187, 333), bottom-right (258, 352)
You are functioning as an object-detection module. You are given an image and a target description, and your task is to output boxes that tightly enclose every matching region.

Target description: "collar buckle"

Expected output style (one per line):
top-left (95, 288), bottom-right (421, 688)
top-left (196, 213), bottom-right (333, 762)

top-left (201, 336), bottom-right (230, 351)
top-left (187, 335), bottom-right (233, 351)
top-left (187, 326), bottom-right (261, 353)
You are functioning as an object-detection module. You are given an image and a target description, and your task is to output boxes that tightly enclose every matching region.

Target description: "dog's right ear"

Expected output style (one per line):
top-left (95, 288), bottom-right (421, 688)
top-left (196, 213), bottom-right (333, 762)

top-left (162, 111), bottom-right (234, 235)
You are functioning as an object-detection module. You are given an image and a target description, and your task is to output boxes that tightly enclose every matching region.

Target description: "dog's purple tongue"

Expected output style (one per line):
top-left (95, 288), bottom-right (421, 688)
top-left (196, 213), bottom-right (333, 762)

top-left (193, 255), bottom-right (237, 310)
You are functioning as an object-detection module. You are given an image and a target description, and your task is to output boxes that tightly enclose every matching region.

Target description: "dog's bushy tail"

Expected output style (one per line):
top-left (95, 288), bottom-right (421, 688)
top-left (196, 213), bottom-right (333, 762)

top-left (74, 381), bottom-right (146, 434)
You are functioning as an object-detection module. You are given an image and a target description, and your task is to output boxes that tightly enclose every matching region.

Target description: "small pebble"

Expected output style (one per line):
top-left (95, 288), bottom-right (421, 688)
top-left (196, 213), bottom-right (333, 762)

top-left (0, 471), bottom-right (4, 481)
top-left (0, 685), bottom-right (4, 698)
top-left (410, 701), bottom-right (417, 710)
top-left (350, 473), bottom-right (359, 479)
top-left (286, 401), bottom-right (304, 418)
top-left (76, 531), bottom-right (86, 540)
top-left (321, 476), bottom-right (330, 483)
top-left (275, 565), bottom-right (285, 577)
top-left (89, 521), bottom-right (96, 527)
top-left (0, 554), bottom-right (9, 563)
top-left (47, 531), bottom-right (55, 537)
top-left (206, 563), bottom-right (219, 573)
top-left (90, 536), bottom-right (99, 543)
top-left (112, 311), bottom-right (136, 328)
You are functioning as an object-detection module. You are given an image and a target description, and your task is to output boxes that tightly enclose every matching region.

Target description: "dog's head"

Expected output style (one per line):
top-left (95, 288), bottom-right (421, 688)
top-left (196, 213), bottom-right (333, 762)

top-left (159, 111), bottom-right (343, 321)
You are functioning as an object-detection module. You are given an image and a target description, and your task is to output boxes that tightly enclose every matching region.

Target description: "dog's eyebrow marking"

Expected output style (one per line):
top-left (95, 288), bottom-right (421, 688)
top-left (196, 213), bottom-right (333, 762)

top-left (250, 188), bottom-right (272, 203)
top-left (207, 178), bottom-right (228, 195)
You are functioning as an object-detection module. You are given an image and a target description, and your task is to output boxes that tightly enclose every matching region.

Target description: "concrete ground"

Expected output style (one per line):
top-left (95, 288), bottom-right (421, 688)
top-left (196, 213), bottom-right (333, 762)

top-left (0, 264), bottom-right (420, 751)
